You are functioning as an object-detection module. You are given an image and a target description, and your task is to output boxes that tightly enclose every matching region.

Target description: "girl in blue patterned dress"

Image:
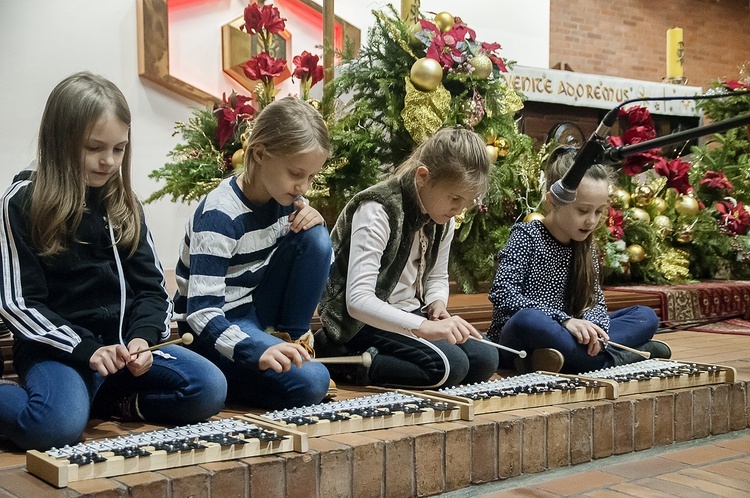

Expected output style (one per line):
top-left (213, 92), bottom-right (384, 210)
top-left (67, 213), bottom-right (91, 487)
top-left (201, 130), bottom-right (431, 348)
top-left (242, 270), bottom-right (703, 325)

top-left (488, 148), bottom-right (668, 374)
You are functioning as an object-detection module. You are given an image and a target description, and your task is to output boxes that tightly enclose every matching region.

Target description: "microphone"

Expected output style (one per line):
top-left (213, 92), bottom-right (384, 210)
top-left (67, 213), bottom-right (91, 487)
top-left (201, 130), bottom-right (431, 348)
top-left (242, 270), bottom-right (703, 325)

top-left (549, 107), bottom-right (619, 206)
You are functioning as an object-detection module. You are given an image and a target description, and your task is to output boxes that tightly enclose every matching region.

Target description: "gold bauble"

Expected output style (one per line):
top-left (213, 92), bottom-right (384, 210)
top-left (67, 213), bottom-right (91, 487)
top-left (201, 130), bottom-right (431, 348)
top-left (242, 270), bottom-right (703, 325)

top-left (612, 188), bottom-right (631, 209)
top-left (485, 127), bottom-right (498, 145)
top-left (486, 144), bottom-right (499, 163)
top-left (633, 185), bottom-right (654, 207)
top-left (628, 207), bottom-right (651, 223)
top-left (410, 57), bottom-right (443, 92)
top-left (231, 148), bottom-right (245, 168)
top-left (495, 137), bottom-right (511, 158)
top-left (674, 194), bottom-right (700, 216)
top-left (652, 215), bottom-right (673, 235)
top-left (651, 197), bottom-right (667, 214)
top-left (524, 212), bottom-right (545, 222)
top-left (674, 225), bottom-right (694, 244)
top-left (470, 54), bottom-right (493, 79)
top-left (463, 100), bottom-right (483, 127)
top-left (306, 99), bottom-right (322, 111)
top-left (434, 12), bottom-right (455, 33)
top-left (627, 244), bottom-right (646, 263)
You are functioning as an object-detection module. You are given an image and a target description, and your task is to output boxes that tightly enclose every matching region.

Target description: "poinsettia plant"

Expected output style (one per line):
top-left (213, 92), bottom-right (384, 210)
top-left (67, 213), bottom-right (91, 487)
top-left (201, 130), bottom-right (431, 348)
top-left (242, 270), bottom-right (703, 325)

top-left (293, 51), bottom-right (325, 101)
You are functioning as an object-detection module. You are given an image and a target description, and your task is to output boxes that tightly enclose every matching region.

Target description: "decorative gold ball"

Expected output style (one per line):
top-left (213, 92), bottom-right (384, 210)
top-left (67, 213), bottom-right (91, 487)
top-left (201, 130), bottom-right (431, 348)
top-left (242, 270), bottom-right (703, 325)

top-left (612, 188), bottom-right (631, 209)
top-left (652, 215), bottom-right (673, 235)
top-left (470, 54), bottom-right (493, 79)
top-left (524, 212), bottom-right (545, 222)
top-left (674, 194), bottom-right (700, 216)
top-left (434, 12), bottom-right (455, 33)
top-left (231, 148), bottom-right (245, 168)
top-left (410, 57), bottom-right (443, 92)
top-left (674, 225), bottom-right (694, 244)
top-left (633, 185), bottom-right (654, 207)
top-left (306, 99), bottom-right (322, 111)
top-left (495, 137), bottom-right (511, 158)
top-left (627, 244), bottom-right (646, 263)
top-left (485, 127), bottom-right (498, 145)
top-left (628, 207), bottom-right (651, 223)
top-left (651, 197), bottom-right (667, 214)
top-left (486, 144), bottom-right (499, 163)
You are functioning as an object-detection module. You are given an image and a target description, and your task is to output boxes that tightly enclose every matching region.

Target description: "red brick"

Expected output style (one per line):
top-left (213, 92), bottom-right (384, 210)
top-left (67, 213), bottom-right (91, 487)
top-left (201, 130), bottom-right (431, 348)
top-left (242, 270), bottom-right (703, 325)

top-left (430, 421), bottom-right (472, 491)
top-left (544, 406), bottom-right (570, 469)
top-left (326, 432), bottom-right (384, 498)
top-left (67, 477), bottom-right (125, 497)
top-left (114, 471), bottom-right (170, 498)
top-left (245, 455), bottom-right (286, 498)
top-left (673, 390), bottom-right (693, 442)
top-left (521, 411), bottom-right (547, 474)
top-left (591, 401), bottom-right (614, 459)
top-left (455, 417), bottom-right (497, 484)
top-left (200, 460), bottom-right (248, 497)
top-left (489, 413), bottom-right (522, 479)
top-left (569, 404), bottom-right (593, 465)
top-left (633, 395), bottom-right (654, 451)
top-left (158, 465), bottom-right (210, 498)
top-left (366, 429), bottom-right (415, 497)
top-left (391, 424), bottom-right (445, 497)
top-left (692, 387), bottom-right (711, 439)
top-left (729, 382), bottom-right (748, 431)
top-left (282, 451), bottom-right (319, 498)
top-left (710, 384), bottom-right (730, 435)
top-left (309, 438), bottom-right (352, 498)
top-left (0, 469), bottom-right (75, 497)
top-left (613, 399), bottom-right (634, 455)
top-left (653, 392), bottom-right (675, 447)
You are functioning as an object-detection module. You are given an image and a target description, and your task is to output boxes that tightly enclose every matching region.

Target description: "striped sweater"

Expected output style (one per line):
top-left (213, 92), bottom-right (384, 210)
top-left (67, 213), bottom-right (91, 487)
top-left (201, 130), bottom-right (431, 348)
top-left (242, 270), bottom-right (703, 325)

top-left (0, 176), bottom-right (172, 369)
top-left (174, 176), bottom-right (294, 364)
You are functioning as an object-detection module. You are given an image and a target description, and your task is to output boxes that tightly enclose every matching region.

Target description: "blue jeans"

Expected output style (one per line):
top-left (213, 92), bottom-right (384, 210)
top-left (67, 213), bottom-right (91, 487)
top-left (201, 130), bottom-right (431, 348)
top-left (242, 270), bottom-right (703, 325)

top-left (497, 305), bottom-right (659, 373)
top-left (189, 226), bottom-right (332, 409)
top-left (0, 345), bottom-right (227, 450)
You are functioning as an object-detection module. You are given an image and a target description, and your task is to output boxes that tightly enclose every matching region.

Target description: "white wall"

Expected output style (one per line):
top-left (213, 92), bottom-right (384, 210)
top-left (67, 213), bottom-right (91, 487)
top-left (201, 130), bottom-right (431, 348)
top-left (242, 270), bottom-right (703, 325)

top-left (0, 0), bottom-right (549, 270)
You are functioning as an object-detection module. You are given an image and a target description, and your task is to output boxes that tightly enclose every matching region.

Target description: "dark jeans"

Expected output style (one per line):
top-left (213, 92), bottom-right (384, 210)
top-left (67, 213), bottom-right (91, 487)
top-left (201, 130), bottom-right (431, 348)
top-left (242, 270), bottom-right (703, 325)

top-left (497, 305), bottom-right (659, 373)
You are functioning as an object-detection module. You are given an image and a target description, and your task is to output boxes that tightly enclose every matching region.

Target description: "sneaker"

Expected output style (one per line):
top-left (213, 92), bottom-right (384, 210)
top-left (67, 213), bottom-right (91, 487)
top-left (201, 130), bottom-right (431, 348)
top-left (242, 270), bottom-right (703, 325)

top-left (641, 339), bottom-right (671, 359)
top-left (514, 348), bottom-right (564, 374)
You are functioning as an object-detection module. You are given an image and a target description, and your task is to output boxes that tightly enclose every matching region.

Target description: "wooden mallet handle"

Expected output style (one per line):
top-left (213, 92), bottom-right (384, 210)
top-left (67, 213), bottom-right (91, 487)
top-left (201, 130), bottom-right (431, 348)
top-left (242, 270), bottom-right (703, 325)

top-left (311, 351), bottom-right (373, 368)
top-left (598, 338), bottom-right (650, 359)
top-left (131, 333), bottom-right (194, 356)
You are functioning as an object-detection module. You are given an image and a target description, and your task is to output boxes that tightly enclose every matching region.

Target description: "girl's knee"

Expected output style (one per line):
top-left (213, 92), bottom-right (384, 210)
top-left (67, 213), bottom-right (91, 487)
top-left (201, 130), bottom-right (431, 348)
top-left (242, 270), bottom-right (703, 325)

top-left (507, 308), bottom-right (545, 329)
top-left (283, 364), bottom-right (330, 407)
top-left (296, 225), bottom-right (332, 255)
top-left (16, 410), bottom-right (88, 450)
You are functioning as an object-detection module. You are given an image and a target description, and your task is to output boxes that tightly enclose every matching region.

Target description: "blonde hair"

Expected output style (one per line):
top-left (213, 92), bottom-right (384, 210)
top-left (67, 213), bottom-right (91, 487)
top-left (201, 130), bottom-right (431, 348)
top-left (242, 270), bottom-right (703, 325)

top-left (31, 71), bottom-right (140, 258)
top-left (544, 147), bottom-right (614, 318)
top-left (396, 127), bottom-right (490, 197)
top-left (243, 96), bottom-right (330, 174)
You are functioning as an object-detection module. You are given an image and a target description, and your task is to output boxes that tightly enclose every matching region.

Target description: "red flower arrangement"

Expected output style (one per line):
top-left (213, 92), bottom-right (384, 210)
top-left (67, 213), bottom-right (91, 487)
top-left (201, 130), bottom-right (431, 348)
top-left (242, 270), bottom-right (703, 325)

top-left (240, 2), bottom-right (287, 108)
top-left (607, 106), bottom-right (664, 176)
top-left (700, 170), bottom-right (734, 191)
top-left (724, 80), bottom-right (750, 91)
top-left (654, 157), bottom-right (692, 195)
top-left (606, 205), bottom-right (625, 241)
top-left (715, 200), bottom-right (750, 236)
top-left (215, 91), bottom-right (255, 149)
top-left (416, 18), bottom-right (506, 74)
top-left (293, 51), bottom-right (325, 101)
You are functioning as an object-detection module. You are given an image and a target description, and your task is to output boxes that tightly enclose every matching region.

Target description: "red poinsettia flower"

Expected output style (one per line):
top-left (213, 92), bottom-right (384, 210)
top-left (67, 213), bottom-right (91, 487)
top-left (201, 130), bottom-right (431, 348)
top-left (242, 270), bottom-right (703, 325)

top-left (426, 31), bottom-right (463, 68)
top-left (606, 205), bottom-right (625, 241)
top-left (700, 170), bottom-right (734, 191)
top-left (724, 80), bottom-right (750, 91)
top-left (292, 51), bottom-right (324, 86)
top-left (450, 18), bottom-right (476, 42)
top-left (480, 41), bottom-right (508, 73)
top-left (619, 106), bottom-right (654, 128)
top-left (214, 92), bottom-right (255, 149)
top-left (654, 157), bottom-right (692, 195)
top-left (242, 52), bottom-right (286, 85)
top-left (715, 200), bottom-right (750, 235)
top-left (242, 3), bottom-right (286, 36)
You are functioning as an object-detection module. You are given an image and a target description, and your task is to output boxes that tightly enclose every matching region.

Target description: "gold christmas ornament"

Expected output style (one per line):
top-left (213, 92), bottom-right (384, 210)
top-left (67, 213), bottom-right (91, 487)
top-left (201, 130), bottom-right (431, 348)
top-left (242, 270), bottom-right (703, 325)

top-left (463, 99), bottom-right (483, 127)
top-left (469, 54), bottom-right (493, 79)
top-left (674, 194), bottom-right (700, 216)
top-left (524, 212), bottom-right (545, 222)
top-left (651, 197), bottom-right (667, 214)
top-left (627, 244), bottom-right (646, 263)
top-left (231, 148), bottom-right (245, 168)
top-left (410, 57), bottom-right (443, 92)
top-left (486, 144), bottom-right (499, 163)
top-left (612, 188), bottom-right (631, 209)
top-left (495, 137), bottom-right (511, 157)
top-left (306, 99), bottom-right (321, 111)
top-left (485, 127), bottom-right (498, 145)
top-left (434, 11), bottom-right (455, 32)
top-left (652, 215), bottom-right (673, 235)
top-left (628, 207), bottom-right (651, 223)
top-left (633, 185), bottom-right (654, 207)
top-left (674, 225), bottom-right (694, 244)
top-left (401, 77), bottom-right (451, 144)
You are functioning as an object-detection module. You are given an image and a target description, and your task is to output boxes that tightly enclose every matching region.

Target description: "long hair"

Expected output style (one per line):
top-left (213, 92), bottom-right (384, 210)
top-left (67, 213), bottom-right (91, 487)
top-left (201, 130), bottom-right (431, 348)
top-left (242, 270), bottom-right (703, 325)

top-left (395, 127), bottom-right (490, 198)
top-left (243, 96), bottom-right (330, 175)
top-left (31, 72), bottom-right (140, 258)
top-left (545, 147), bottom-right (614, 318)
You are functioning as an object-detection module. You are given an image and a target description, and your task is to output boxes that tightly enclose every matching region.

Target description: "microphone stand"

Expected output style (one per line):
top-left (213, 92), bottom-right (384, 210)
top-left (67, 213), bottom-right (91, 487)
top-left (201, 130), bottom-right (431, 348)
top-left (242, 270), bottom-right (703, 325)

top-left (602, 113), bottom-right (750, 164)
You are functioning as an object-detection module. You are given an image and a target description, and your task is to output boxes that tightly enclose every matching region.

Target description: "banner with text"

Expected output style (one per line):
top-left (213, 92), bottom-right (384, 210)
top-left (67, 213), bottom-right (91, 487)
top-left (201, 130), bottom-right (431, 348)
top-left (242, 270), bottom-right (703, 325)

top-left (504, 66), bottom-right (702, 117)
